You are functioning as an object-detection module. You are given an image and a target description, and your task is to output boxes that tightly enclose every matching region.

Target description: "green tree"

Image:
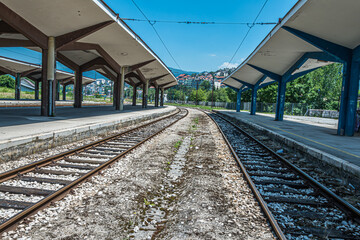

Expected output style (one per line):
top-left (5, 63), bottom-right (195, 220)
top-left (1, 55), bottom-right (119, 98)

top-left (0, 75), bottom-right (15, 88)
top-left (200, 81), bottom-right (211, 91)
top-left (189, 88), bottom-right (206, 102)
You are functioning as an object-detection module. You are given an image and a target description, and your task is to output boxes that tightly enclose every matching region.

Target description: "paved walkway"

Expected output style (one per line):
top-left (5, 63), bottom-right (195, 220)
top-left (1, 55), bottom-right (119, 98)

top-left (0, 105), bottom-right (175, 142)
top-left (218, 110), bottom-right (360, 169)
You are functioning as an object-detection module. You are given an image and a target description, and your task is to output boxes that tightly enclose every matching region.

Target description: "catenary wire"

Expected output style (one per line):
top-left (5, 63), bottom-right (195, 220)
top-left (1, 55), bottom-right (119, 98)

top-left (130, 0), bottom-right (183, 71)
top-left (226, 0), bottom-right (269, 69)
top-left (121, 18), bottom-right (277, 26)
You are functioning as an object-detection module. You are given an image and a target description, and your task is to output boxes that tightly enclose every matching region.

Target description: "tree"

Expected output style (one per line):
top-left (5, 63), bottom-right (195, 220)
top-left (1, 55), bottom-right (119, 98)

top-left (200, 81), bottom-right (211, 91)
top-left (0, 75), bottom-right (15, 88)
top-left (189, 88), bottom-right (206, 102)
top-left (225, 87), bottom-right (237, 102)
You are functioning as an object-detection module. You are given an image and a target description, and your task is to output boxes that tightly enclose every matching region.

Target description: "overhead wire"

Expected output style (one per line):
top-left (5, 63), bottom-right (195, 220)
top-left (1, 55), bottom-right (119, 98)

top-left (130, 0), bottom-right (183, 71)
top-left (226, 0), bottom-right (269, 69)
top-left (121, 18), bottom-right (277, 26)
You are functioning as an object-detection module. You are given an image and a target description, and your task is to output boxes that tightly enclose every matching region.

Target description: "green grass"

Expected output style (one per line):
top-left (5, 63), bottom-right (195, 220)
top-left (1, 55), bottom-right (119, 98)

top-left (165, 103), bottom-right (230, 111)
top-left (0, 87), bottom-right (35, 99)
top-left (174, 140), bottom-right (182, 149)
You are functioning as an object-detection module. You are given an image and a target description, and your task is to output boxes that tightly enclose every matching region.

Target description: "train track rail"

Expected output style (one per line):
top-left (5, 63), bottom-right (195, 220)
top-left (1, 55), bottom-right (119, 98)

top-left (0, 108), bottom-right (188, 234)
top-left (206, 110), bottom-right (360, 240)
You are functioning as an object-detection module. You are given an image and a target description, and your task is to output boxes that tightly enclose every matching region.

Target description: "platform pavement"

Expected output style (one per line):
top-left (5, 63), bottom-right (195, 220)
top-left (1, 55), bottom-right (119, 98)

top-left (0, 105), bottom-right (176, 161)
top-left (217, 110), bottom-right (360, 177)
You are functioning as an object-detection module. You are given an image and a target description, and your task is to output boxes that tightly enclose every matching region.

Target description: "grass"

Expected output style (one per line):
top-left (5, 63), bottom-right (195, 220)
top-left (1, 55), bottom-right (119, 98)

top-left (143, 198), bottom-right (155, 207)
top-left (174, 140), bottom-right (182, 149)
top-left (0, 87), bottom-right (36, 99)
top-left (165, 103), bottom-right (230, 111)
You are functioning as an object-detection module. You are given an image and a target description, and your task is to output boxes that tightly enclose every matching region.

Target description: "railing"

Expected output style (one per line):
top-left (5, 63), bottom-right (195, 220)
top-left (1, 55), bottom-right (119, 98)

top-left (166, 100), bottom-right (341, 118)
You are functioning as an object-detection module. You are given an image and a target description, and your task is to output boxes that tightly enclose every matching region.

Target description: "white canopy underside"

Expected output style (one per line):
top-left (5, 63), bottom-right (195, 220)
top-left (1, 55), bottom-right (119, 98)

top-left (0, 0), bottom-right (177, 88)
top-left (223, 0), bottom-right (360, 89)
top-left (0, 56), bottom-right (94, 84)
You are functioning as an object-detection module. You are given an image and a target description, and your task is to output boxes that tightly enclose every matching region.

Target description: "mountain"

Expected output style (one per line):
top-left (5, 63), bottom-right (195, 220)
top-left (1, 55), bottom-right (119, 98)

top-left (169, 67), bottom-right (198, 77)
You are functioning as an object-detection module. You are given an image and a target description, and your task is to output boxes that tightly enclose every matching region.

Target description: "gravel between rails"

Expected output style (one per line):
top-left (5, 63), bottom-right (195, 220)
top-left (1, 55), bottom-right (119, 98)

top-left (2, 108), bottom-right (274, 239)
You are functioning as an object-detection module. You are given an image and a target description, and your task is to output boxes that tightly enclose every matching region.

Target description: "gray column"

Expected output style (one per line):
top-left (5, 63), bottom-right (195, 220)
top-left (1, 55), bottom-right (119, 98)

top-left (74, 67), bottom-right (82, 108)
top-left (15, 73), bottom-right (21, 100)
top-left (160, 88), bottom-right (164, 106)
top-left (56, 80), bottom-right (60, 101)
top-left (34, 80), bottom-right (40, 100)
top-left (132, 85), bottom-right (137, 106)
top-left (119, 67), bottom-right (125, 111)
top-left (41, 36), bottom-right (56, 116)
top-left (144, 80), bottom-right (149, 108)
top-left (155, 87), bottom-right (159, 107)
top-left (63, 84), bottom-right (67, 100)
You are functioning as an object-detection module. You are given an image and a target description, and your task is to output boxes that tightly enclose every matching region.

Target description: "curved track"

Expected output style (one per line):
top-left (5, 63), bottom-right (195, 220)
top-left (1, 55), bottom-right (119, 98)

top-left (206, 110), bottom-right (360, 240)
top-left (0, 108), bottom-right (188, 234)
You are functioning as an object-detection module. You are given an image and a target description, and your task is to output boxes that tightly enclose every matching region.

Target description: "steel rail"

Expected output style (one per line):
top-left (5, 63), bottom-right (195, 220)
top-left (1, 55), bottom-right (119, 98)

top-left (203, 110), bottom-right (286, 240)
top-left (0, 108), bottom-right (188, 234)
top-left (214, 111), bottom-right (360, 221)
top-left (0, 109), bottom-right (180, 183)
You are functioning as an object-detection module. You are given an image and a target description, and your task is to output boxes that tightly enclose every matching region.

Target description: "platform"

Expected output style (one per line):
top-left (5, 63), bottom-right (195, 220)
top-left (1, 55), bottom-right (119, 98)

top-left (0, 105), bottom-right (176, 161)
top-left (217, 110), bottom-right (360, 177)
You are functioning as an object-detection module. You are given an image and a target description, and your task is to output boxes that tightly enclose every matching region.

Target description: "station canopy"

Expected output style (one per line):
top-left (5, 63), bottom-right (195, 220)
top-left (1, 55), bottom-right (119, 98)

top-left (0, 0), bottom-right (177, 88)
top-left (223, 0), bottom-right (360, 90)
top-left (0, 56), bottom-right (94, 85)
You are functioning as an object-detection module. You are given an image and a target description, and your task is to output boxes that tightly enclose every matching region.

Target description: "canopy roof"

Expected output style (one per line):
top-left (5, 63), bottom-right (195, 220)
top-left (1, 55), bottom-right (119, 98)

top-left (0, 0), bottom-right (177, 88)
top-left (223, 0), bottom-right (360, 90)
top-left (0, 56), bottom-right (94, 85)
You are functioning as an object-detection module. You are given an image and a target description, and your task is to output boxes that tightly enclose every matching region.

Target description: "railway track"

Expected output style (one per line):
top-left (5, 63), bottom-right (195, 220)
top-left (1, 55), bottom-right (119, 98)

top-left (206, 110), bottom-right (360, 240)
top-left (0, 108), bottom-right (188, 234)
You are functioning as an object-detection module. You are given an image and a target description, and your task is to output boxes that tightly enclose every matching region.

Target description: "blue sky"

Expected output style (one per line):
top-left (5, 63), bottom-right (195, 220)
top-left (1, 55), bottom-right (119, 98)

top-left (0, 0), bottom-right (297, 73)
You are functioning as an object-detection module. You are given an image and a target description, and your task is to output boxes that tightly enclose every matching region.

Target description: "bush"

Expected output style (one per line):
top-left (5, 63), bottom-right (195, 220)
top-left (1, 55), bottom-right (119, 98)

top-left (0, 75), bottom-right (15, 89)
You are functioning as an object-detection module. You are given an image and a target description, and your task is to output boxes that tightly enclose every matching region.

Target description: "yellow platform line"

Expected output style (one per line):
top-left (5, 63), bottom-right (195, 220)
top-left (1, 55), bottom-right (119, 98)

top-left (260, 123), bottom-right (360, 159)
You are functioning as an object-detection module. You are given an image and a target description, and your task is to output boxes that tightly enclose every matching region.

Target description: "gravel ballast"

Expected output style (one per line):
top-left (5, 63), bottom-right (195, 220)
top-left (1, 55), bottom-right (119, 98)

top-left (1, 108), bottom-right (274, 239)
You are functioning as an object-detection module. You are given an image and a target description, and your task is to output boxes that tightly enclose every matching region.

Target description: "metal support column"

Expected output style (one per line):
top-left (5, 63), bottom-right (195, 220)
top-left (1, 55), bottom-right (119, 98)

top-left (119, 67), bottom-right (125, 111)
top-left (15, 73), bottom-right (21, 100)
top-left (143, 80), bottom-right (149, 108)
top-left (114, 75), bottom-right (120, 110)
top-left (338, 49), bottom-right (360, 136)
top-left (34, 80), bottom-right (39, 100)
top-left (41, 48), bottom-right (48, 116)
top-left (160, 88), bottom-right (164, 106)
top-left (56, 80), bottom-right (60, 101)
top-left (41, 37), bottom-right (56, 116)
top-left (275, 78), bottom-right (286, 121)
top-left (250, 87), bottom-right (258, 115)
top-left (74, 67), bottom-right (82, 108)
top-left (63, 84), bottom-right (67, 101)
top-left (155, 87), bottom-right (159, 107)
top-left (236, 90), bottom-right (241, 112)
top-left (132, 85), bottom-right (137, 106)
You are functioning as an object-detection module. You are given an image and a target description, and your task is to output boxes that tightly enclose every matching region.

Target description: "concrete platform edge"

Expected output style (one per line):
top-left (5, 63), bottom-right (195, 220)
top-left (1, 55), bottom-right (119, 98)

top-left (217, 111), bottom-right (360, 178)
top-left (0, 107), bottom-right (177, 163)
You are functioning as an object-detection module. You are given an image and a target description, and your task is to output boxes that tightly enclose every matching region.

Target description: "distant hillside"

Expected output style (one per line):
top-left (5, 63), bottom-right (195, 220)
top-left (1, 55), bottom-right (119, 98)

top-left (169, 67), bottom-right (198, 77)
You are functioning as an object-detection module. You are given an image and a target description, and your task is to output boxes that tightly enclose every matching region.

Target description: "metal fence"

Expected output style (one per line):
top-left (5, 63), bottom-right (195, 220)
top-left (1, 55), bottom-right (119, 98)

top-left (167, 100), bottom-right (310, 116)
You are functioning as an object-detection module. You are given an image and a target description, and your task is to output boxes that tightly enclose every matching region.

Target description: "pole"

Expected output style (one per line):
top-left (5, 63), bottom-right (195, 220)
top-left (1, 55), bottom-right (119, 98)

top-left (47, 36), bottom-right (56, 116)
top-left (119, 66), bottom-right (125, 111)
top-left (15, 73), bottom-right (21, 100)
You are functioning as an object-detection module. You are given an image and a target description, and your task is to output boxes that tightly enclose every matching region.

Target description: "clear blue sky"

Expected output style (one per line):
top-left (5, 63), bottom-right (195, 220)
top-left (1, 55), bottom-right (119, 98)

top-left (0, 0), bottom-right (297, 73)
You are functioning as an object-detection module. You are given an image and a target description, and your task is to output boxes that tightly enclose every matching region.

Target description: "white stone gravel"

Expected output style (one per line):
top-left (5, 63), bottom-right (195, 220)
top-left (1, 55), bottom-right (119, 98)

top-left (57, 160), bottom-right (100, 167)
top-left (1, 180), bottom-right (63, 191)
top-left (0, 209), bottom-right (21, 221)
top-left (2, 109), bottom-right (274, 239)
top-left (24, 172), bottom-right (78, 181)
top-left (41, 166), bottom-right (89, 173)
top-left (0, 192), bottom-right (43, 203)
